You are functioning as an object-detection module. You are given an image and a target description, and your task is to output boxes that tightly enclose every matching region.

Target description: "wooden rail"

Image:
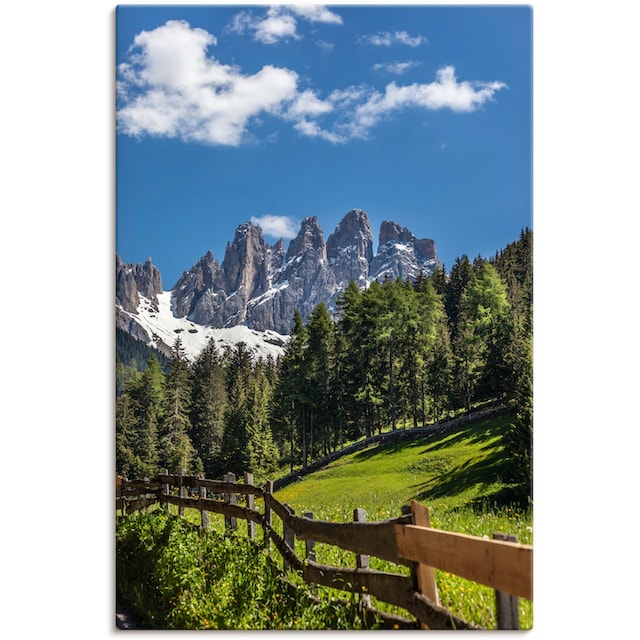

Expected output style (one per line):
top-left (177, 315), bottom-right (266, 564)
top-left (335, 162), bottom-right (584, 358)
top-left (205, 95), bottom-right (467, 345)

top-left (116, 472), bottom-right (532, 630)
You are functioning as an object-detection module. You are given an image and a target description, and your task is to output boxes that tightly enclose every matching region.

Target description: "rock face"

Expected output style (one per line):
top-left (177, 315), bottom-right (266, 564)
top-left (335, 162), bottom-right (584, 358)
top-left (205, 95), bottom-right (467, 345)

top-left (116, 255), bottom-right (164, 342)
top-left (326, 208), bottom-right (374, 288)
top-left (117, 209), bottom-right (440, 342)
top-left (369, 220), bottom-right (439, 282)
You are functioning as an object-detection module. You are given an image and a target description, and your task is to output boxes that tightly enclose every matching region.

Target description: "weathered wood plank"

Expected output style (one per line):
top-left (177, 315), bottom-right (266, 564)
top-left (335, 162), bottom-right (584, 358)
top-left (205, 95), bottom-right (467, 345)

top-left (120, 496), bottom-right (157, 513)
top-left (263, 522), bottom-right (304, 572)
top-left (301, 561), bottom-right (477, 629)
top-left (290, 514), bottom-right (414, 566)
top-left (156, 475), bottom-right (264, 497)
top-left (302, 561), bottom-right (413, 604)
top-left (396, 524), bottom-right (533, 600)
top-left (120, 485), bottom-right (161, 498)
top-left (411, 592), bottom-right (481, 630)
top-left (159, 494), bottom-right (264, 525)
top-left (263, 491), bottom-right (294, 525)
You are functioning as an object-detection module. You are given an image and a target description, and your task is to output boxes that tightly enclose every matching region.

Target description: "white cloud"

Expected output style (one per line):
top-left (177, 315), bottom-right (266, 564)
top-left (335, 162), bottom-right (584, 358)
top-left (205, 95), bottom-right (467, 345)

top-left (229, 5), bottom-right (342, 45)
top-left (288, 5), bottom-right (343, 24)
top-left (116, 22), bottom-right (506, 148)
top-left (361, 30), bottom-right (427, 47)
top-left (251, 215), bottom-right (299, 239)
top-left (287, 89), bottom-right (333, 118)
top-left (116, 20), bottom-right (299, 145)
top-left (372, 60), bottom-right (422, 75)
top-left (293, 66), bottom-right (507, 144)
top-left (347, 66), bottom-right (507, 138)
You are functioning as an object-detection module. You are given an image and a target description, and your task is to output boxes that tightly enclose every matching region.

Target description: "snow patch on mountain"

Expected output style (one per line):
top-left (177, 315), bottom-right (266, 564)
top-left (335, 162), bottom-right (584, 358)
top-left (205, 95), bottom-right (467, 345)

top-left (123, 291), bottom-right (288, 362)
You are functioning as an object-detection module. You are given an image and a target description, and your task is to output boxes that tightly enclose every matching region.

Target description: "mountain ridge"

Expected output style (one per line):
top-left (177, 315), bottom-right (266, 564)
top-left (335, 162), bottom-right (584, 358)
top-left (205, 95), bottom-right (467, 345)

top-left (116, 208), bottom-right (440, 360)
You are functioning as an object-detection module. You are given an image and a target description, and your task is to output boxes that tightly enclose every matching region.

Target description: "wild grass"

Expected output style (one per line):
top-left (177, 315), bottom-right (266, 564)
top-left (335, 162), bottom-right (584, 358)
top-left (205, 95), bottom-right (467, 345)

top-left (274, 413), bottom-right (533, 629)
top-left (116, 510), bottom-right (384, 630)
top-left (118, 413), bottom-right (532, 629)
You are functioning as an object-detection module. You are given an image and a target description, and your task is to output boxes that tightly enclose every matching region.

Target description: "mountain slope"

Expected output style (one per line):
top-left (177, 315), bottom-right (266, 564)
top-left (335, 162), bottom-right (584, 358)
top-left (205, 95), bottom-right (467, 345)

top-left (116, 208), bottom-right (440, 360)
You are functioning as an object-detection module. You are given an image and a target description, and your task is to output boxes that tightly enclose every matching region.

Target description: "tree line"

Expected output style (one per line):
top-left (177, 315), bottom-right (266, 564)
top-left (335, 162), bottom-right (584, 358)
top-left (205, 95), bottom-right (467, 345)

top-left (116, 229), bottom-right (532, 493)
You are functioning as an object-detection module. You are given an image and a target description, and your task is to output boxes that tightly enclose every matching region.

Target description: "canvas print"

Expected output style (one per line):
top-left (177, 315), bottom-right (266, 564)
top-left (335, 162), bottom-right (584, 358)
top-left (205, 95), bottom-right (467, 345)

top-left (115, 4), bottom-right (533, 630)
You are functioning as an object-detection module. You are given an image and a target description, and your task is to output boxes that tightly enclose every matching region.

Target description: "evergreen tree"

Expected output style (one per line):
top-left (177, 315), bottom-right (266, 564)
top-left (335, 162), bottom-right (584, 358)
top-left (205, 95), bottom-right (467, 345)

top-left (160, 338), bottom-right (201, 475)
top-left (305, 303), bottom-right (337, 457)
top-left (115, 355), bottom-right (164, 478)
top-left (335, 280), bottom-right (368, 440)
top-left (115, 391), bottom-right (138, 477)
top-left (467, 260), bottom-right (512, 403)
top-left (502, 335), bottom-right (533, 498)
top-left (270, 310), bottom-right (308, 471)
top-left (220, 343), bottom-right (278, 478)
top-left (189, 339), bottom-right (227, 478)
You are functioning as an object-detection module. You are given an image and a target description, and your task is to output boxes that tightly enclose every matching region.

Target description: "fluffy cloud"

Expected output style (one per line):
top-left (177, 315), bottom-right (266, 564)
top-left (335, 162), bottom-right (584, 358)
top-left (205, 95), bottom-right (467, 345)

top-left (229, 5), bottom-right (342, 44)
top-left (116, 20), bottom-right (299, 145)
top-left (251, 215), bottom-right (299, 239)
top-left (288, 5), bottom-right (343, 24)
top-left (361, 31), bottom-right (427, 47)
top-left (293, 66), bottom-right (507, 143)
top-left (116, 21), bottom-right (506, 147)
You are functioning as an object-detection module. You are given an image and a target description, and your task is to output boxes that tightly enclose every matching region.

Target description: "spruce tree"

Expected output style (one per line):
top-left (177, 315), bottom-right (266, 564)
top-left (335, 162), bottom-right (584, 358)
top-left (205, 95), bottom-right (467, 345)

top-left (161, 338), bottom-right (201, 475)
top-left (270, 310), bottom-right (308, 471)
top-left (189, 339), bottom-right (227, 478)
top-left (305, 303), bottom-right (337, 457)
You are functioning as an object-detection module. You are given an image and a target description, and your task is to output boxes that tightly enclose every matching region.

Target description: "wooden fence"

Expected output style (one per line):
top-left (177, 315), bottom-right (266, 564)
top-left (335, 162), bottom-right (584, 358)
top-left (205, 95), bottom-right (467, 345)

top-left (116, 471), bottom-right (533, 630)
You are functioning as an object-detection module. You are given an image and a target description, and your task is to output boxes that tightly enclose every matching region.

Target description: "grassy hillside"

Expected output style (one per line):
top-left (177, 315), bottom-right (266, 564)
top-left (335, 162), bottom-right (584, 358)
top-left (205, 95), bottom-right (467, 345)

top-left (275, 412), bottom-right (533, 629)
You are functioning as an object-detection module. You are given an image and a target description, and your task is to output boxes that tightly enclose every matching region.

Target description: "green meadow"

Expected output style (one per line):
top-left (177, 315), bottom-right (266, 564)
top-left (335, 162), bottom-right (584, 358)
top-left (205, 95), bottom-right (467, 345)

top-left (274, 412), bottom-right (533, 629)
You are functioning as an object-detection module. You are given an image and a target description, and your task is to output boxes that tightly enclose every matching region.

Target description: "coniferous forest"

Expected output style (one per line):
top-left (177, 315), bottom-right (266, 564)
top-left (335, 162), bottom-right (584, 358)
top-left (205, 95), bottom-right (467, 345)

top-left (116, 229), bottom-right (532, 495)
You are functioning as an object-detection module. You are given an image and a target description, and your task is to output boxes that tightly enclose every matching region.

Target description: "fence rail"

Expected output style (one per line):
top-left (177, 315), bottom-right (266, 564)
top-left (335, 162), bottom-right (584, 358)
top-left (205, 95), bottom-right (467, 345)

top-left (116, 471), bottom-right (532, 630)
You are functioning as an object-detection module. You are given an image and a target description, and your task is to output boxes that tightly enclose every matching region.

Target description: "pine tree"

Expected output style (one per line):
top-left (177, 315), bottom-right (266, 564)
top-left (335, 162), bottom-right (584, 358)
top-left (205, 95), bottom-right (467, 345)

top-left (220, 343), bottom-right (278, 478)
top-left (305, 303), bottom-right (337, 457)
top-left (189, 338), bottom-right (227, 478)
top-left (115, 391), bottom-right (138, 477)
top-left (502, 335), bottom-right (533, 498)
top-left (161, 338), bottom-right (201, 475)
top-left (270, 310), bottom-right (308, 471)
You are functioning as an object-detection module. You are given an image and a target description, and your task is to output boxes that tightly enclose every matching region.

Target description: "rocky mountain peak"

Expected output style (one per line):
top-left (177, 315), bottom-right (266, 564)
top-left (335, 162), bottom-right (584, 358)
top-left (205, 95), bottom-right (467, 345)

top-left (286, 216), bottom-right (326, 260)
top-left (370, 219), bottom-right (439, 283)
top-left (221, 222), bottom-right (269, 296)
top-left (326, 208), bottom-right (374, 287)
top-left (116, 255), bottom-right (163, 313)
top-left (379, 220), bottom-right (415, 246)
top-left (117, 209), bottom-right (440, 351)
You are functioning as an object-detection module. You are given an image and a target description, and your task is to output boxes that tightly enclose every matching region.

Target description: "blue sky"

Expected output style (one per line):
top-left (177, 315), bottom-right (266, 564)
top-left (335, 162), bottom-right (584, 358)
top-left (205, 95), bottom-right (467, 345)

top-left (116, 4), bottom-right (531, 288)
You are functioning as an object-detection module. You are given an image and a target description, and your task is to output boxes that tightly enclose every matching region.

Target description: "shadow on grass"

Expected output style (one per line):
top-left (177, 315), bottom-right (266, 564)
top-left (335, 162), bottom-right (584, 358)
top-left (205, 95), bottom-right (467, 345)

top-left (413, 452), bottom-right (511, 502)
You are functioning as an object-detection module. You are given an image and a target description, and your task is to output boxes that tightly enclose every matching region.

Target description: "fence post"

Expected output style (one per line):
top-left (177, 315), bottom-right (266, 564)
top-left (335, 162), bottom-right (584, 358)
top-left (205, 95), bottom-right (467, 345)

top-left (410, 501), bottom-right (440, 606)
top-left (161, 469), bottom-right (169, 511)
top-left (117, 475), bottom-right (126, 516)
top-left (244, 472), bottom-right (256, 541)
top-left (199, 475), bottom-right (209, 530)
top-left (283, 504), bottom-right (295, 573)
top-left (141, 477), bottom-right (150, 513)
top-left (179, 470), bottom-right (186, 517)
top-left (303, 512), bottom-right (316, 562)
top-left (354, 508), bottom-right (371, 609)
top-left (264, 480), bottom-right (273, 549)
top-left (493, 533), bottom-right (520, 630)
top-left (224, 472), bottom-right (237, 531)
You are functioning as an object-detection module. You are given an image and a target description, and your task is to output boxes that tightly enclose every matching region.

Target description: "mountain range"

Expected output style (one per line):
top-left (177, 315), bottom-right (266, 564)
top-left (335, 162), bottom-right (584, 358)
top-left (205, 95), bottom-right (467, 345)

top-left (116, 208), bottom-right (439, 360)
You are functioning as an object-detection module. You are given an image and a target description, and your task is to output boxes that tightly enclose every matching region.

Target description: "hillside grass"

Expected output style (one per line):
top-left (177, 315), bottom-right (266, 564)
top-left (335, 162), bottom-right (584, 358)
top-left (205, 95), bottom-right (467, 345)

top-left (123, 413), bottom-right (532, 629)
top-left (274, 412), bottom-right (533, 629)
